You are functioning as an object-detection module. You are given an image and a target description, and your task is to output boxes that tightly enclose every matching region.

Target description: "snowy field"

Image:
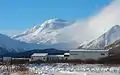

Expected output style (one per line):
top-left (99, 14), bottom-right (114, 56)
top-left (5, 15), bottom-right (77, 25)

top-left (0, 63), bottom-right (120, 75)
top-left (28, 63), bottom-right (120, 75)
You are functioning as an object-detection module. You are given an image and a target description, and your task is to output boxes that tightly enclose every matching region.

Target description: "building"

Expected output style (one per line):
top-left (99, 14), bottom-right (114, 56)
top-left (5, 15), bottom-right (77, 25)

top-left (31, 53), bottom-right (48, 62)
top-left (69, 49), bottom-right (109, 60)
top-left (30, 49), bottom-right (109, 62)
top-left (31, 53), bottom-right (66, 62)
top-left (2, 57), bottom-right (12, 64)
top-left (64, 53), bottom-right (70, 60)
top-left (64, 53), bottom-right (70, 56)
top-left (48, 55), bottom-right (64, 61)
top-left (3, 57), bottom-right (12, 62)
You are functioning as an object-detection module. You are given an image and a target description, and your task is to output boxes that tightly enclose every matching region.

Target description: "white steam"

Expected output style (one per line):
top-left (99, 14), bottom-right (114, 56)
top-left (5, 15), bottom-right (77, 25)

top-left (58, 0), bottom-right (120, 47)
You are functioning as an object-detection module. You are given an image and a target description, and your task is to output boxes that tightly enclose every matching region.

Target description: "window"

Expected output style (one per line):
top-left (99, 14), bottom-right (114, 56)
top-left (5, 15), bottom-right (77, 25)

top-left (101, 53), bottom-right (105, 55)
top-left (64, 55), bottom-right (69, 57)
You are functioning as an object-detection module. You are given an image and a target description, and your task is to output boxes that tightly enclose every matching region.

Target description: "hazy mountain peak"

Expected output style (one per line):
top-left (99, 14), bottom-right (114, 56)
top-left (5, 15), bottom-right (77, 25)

top-left (44, 18), bottom-right (67, 23)
top-left (108, 25), bottom-right (120, 33)
top-left (13, 18), bottom-right (74, 44)
top-left (39, 18), bottom-right (69, 31)
top-left (82, 25), bottom-right (120, 49)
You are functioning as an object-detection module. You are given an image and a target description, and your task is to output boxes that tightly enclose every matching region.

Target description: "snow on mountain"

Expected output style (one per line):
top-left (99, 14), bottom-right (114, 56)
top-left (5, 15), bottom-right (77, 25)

top-left (0, 33), bottom-right (41, 52)
top-left (4, 18), bottom-right (120, 51)
top-left (11, 18), bottom-right (120, 50)
top-left (13, 18), bottom-right (74, 44)
top-left (82, 25), bottom-right (120, 49)
top-left (0, 33), bottom-right (74, 52)
top-left (14, 18), bottom-right (120, 50)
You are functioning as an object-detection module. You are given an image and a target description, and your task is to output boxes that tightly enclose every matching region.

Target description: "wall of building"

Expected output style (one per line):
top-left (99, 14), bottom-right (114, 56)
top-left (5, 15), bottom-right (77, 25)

top-left (47, 55), bottom-right (64, 61)
top-left (69, 51), bottom-right (108, 60)
top-left (30, 50), bottom-right (109, 62)
top-left (31, 56), bottom-right (47, 61)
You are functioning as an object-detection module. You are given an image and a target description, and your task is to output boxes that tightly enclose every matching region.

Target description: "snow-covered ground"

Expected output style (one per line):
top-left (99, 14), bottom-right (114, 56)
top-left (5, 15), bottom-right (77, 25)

top-left (28, 63), bottom-right (120, 75)
top-left (0, 64), bottom-right (120, 75)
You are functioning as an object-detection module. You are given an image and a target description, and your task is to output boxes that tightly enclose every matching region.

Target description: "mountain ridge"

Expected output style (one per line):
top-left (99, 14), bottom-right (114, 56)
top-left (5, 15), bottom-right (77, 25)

top-left (81, 25), bottom-right (120, 49)
top-left (13, 18), bottom-right (77, 47)
top-left (1, 18), bottom-right (120, 53)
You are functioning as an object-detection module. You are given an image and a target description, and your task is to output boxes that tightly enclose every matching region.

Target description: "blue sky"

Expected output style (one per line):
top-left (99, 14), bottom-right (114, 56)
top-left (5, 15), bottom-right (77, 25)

top-left (0, 0), bottom-right (112, 35)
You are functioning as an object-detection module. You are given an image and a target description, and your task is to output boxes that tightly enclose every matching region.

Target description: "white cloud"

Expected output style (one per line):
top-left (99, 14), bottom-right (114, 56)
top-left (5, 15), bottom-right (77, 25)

top-left (0, 29), bottom-right (24, 36)
top-left (58, 0), bottom-right (120, 46)
top-left (1, 0), bottom-right (120, 48)
top-left (89, 0), bottom-right (120, 34)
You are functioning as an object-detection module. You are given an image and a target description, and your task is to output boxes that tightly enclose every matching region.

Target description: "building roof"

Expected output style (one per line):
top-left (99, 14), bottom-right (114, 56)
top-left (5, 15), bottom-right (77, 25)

top-left (31, 53), bottom-right (48, 57)
top-left (56, 55), bottom-right (64, 57)
top-left (49, 55), bottom-right (64, 57)
top-left (70, 49), bottom-right (109, 52)
top-left (64, 53), bottom-right (70, 55)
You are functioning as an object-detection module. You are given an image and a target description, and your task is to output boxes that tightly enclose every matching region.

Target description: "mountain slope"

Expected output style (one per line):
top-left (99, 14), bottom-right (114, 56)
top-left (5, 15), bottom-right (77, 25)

top-left (13, 18), bottom-right (73, 44)
top-left (81, 25), bottom-right (120, 49)
top-left (0, 33), bottom-right (68, 52)
top-left (12, 18), bottom-right (81, 49)
top-left (0, 33), bottom-right (41, 52)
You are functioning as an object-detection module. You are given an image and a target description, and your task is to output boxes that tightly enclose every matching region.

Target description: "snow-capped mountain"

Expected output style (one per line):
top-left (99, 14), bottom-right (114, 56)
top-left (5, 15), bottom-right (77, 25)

top-left (1, 18), bottom-right (120, 51)
top-left (82, 25), bottom-right (120, 49)
top-left (12, 18), bottom-right (120, 50)
top-left (0, 33), bottom-right (73, 52)
top-left (13, 18), bottom-right (74, 44)
top-left (1, 18), bottom-right (78, 51)
top-left (0, 33), bottom-right (42, 52)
